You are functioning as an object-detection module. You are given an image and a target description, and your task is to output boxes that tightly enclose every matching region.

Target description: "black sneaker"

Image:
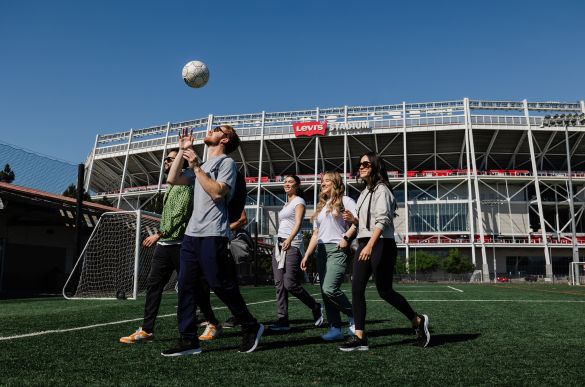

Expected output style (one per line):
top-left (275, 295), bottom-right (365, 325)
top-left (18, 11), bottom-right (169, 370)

top-left (239, 323), bottom-right (264, 353)
top-left (269, 318), bottom-right (291, 331)
top-left (223, 316), bottom-right (240, 329)
top-left (312, 303), bottom-right (324, 327)
top-left (161, 338), bottom-right (202, 357)
top-left (339, 335), bottom-right (369, 352)
top-left (414, 314), bottom-right (430, 348)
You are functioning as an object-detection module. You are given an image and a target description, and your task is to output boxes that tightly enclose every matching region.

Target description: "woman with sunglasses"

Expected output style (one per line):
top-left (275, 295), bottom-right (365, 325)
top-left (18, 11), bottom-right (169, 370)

top-left (301, 171), bottom-right (356, 341)
top-left (270, 175), bottom-right (323, 331)
top-left (339, 152), bottom-right (430, 351)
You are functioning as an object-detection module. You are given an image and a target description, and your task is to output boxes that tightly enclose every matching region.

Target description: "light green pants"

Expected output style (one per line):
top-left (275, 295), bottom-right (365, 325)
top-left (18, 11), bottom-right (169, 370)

top-left (316, 243), bottom-right (353, 328)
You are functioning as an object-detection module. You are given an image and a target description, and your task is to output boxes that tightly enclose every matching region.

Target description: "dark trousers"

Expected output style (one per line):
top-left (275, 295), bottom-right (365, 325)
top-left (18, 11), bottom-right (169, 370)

top-left (142, 244), bottom-right (180, 333)
top-left (352, 238), bottom-right (416, 331)
top-left (198, 279), bottom-right (219, 326)
top-left (272, 245), bottom-right (319, 320)
top-left (178, 235), bottom-right (257, 340)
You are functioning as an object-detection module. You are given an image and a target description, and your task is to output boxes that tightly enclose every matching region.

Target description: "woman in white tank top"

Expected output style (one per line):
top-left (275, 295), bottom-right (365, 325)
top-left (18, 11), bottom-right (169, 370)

top-left (269, 175), bottom-right (323, 331)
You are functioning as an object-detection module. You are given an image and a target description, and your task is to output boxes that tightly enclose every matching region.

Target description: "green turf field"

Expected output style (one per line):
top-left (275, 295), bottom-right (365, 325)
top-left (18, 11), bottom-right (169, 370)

top-left (1, 283), bottom-right (584, 386)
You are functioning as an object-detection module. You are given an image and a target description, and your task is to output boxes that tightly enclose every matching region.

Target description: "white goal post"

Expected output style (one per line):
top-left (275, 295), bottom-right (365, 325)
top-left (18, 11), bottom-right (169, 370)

top-left (569, 261), bottom-right (585, 286)
top-left (63, 210), bottom-right (177, 299)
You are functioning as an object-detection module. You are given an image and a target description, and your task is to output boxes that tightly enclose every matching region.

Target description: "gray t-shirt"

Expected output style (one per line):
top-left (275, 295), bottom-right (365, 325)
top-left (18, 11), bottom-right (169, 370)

top-left (184, 154), bottom-right (236, 237)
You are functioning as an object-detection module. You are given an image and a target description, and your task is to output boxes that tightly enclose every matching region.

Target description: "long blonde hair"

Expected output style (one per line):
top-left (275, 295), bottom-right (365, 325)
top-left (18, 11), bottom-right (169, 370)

top-left (311, 171), bottom-right (345, 222)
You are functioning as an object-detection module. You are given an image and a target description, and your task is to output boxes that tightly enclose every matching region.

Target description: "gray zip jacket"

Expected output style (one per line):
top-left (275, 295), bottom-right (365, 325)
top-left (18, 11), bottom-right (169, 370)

top-left (354, 183), bottom-right (396, 240)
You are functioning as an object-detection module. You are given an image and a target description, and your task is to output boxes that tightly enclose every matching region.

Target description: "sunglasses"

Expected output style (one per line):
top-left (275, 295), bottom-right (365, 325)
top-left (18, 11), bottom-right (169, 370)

top-left (164, 157), bottom-right (175, 163)
top-left (212, 126), bottom-right (228, 135)
top-left (359, 161), bottom-right (372, 169)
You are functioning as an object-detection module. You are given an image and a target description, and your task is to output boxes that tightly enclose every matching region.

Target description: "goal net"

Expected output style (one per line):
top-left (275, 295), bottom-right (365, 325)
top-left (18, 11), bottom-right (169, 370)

top-left (569, 262), bottom-right (585, 286)
top-left (63, 210), bottom-right (177, 299)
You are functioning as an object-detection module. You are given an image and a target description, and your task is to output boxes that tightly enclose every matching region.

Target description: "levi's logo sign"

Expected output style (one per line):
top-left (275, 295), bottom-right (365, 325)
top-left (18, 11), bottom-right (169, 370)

top-left (293, 121), bottom-right (327, 137)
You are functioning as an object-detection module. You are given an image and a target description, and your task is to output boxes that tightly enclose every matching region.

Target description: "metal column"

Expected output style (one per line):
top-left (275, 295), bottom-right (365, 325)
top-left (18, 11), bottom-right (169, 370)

top-left (464, 98), bottom-right (489, 282)
top-left (157, 122), bottom-right (172, 190)
top-left (255, 112), bottom-right (266, 232)
top-left (83, 134), bottom-right (99, 193)
top-left (314, 107), bottom-right (320, 211)
top-left (464, 127), bottom-right (477, 266)
top-left (564, 124), bottom-right (579, 263)
top-left (523, 100), bottom-right (552, 280)
top-left (117, 129), bottom-right (134, 209)
top-left (402, 102), bottom-right (410, 269)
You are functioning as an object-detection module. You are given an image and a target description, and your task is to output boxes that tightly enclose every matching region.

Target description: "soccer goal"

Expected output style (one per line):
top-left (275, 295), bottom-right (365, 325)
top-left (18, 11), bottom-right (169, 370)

top-left (569, 262), bottom-right (585, 286)
top-left (63, 210), bottom-right (177, 299)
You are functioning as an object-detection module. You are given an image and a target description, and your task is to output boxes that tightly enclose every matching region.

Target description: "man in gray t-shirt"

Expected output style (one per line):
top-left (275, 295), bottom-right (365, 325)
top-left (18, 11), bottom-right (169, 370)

top-left (183, 154), bottom-right (236, 237)
top-left (162, 125), bottom-right (264, 357)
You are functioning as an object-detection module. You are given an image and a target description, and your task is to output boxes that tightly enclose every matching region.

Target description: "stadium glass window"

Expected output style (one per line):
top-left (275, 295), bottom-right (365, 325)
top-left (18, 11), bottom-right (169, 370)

top-left (505, 256), bottom-right (545, 276)
top-left (408, 187), bottom-right (435, 201)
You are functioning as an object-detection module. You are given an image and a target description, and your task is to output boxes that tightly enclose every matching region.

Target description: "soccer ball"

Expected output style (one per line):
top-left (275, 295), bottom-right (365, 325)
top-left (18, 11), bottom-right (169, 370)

top-left (182, 60), bottom-right (209, 88)
top-left (116, 290), bottom-right (126, 300)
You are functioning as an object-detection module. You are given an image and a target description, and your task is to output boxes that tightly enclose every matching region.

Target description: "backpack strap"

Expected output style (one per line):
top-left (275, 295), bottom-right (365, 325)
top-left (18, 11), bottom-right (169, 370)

top-left (366, 188), bottom-right (375, 230)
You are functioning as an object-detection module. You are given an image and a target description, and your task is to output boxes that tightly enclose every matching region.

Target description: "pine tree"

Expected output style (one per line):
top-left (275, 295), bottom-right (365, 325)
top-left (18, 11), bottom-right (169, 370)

top-left (0, 164), bottom-right (15, 183)
top-left (62, 184), bottom-right (92, 201)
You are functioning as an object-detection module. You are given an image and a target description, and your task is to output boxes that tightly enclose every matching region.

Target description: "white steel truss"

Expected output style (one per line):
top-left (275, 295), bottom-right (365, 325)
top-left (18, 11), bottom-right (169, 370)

top-left (86, 99), bottom-right (585, 280)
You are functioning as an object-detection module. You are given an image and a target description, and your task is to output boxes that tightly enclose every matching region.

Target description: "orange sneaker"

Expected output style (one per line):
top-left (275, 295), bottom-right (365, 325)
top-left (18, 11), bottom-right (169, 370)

top-left (120, 327), bottom-right (153, 344)
top-left (198, 323), bottom-right (222, 341)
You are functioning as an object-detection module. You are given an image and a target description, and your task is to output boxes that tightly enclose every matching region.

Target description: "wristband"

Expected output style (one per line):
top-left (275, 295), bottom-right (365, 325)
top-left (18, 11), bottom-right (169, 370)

top-left (343, 235), bottom-right (350, 241)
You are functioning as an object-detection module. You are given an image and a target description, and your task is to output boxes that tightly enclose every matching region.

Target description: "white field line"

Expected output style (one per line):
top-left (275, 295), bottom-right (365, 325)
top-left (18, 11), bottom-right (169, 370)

top-left (368, 299), bottom-right (585, 303)
top-left (0, 299), bottom-right (277, 342)
top-left (3, 293), bottom-right (583, 342)
top-left (447, 286), bottom-right (464, 293)
top-left (366, 290), bottom-right (455, 293)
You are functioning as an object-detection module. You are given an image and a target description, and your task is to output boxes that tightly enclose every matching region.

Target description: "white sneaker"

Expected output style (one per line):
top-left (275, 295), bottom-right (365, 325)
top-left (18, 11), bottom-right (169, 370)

top-left (321, 327), bottom-right (344, 341)
top-left (348, 317), bottom-right (355, 335)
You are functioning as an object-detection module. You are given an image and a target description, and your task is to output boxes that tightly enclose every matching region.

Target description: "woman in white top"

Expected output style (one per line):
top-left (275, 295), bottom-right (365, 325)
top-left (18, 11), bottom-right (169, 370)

top-left (301, 171), bottom-right (357, 341)
top-left (270, 175), bottom-right (323, 331)
top-left (339, 152), bottom-right (431, 351)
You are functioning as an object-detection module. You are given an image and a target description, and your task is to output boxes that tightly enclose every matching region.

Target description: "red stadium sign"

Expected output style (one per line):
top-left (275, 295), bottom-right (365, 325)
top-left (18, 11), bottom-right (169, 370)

top-left (293, 121), bottom-right (327, 137)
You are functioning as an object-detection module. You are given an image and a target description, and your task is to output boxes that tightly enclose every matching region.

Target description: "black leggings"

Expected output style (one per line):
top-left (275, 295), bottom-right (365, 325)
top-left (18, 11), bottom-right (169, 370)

top-left (352, 238), bottom-right (416, 331)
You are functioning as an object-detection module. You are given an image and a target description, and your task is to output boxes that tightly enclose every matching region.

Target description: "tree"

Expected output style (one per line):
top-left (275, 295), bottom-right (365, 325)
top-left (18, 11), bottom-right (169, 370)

top-left (0, 164), bottom-right (15, 183)
top-left (443, 248), bottom-right (475, 274)
top-left (395, 256), bottom-right (408, 274)
top-left (62, 184), bottom-right (91, 201)
top-left (412, 251), bottom-right (440, 274)
top-left (95, 196), bottom-right (113, 207)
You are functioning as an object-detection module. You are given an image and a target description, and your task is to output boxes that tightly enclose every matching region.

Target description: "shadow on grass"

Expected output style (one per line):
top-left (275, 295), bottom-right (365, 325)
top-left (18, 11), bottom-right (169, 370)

top-left (368, 330), bottom-right (480, 349)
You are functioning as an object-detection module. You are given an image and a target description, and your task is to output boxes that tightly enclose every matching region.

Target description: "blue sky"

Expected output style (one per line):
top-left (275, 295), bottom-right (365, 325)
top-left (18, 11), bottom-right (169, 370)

top-left (1, 0), bottom-right (584, 164)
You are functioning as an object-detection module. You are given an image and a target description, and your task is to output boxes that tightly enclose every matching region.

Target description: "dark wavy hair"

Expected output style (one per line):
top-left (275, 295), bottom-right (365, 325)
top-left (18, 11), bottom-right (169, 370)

top-left (357, 152), bottom-right (397, 218)
top-left (284, 174), bottom-right (305, 200)
top-left (357, 151), bottom-right (391, 190)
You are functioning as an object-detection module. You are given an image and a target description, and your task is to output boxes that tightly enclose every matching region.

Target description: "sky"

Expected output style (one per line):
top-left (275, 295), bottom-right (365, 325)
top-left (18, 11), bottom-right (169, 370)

top-left (1, 0), bottom-right (585, 164)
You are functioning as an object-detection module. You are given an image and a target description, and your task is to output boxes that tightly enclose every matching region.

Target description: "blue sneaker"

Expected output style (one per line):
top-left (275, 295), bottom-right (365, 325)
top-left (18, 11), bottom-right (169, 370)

top-left (321, 327), bottom-right (344, 341)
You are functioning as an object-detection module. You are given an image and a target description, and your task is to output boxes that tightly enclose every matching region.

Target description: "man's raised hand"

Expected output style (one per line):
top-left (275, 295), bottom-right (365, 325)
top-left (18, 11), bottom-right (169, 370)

top-left (179, 127), bottom-right (194, 150)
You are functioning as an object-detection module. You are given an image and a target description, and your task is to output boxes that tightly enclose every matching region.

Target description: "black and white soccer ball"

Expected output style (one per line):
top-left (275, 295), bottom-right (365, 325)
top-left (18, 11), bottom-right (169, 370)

top-left (182, 60), bottom-right (209, 88)
top-left (116, 290), bottom-right (127, 300)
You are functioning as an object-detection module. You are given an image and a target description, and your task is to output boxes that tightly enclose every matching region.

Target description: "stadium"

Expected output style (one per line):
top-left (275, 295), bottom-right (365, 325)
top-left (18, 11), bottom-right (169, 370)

top-left (85, 98), bottom-right (585, 283)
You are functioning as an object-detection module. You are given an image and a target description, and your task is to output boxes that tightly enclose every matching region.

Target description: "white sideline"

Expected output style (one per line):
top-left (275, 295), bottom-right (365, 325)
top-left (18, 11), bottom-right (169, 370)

top-left (447, 286), bottom-right (464, 293)
top-left (3, 293), bottom-right (584, 342)
top-left (366, 290), bottom-right (456, 293)
top-left (369, 299), bottom-right (585, 303)
top-left (0, 299), bottom-right (277, 342)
